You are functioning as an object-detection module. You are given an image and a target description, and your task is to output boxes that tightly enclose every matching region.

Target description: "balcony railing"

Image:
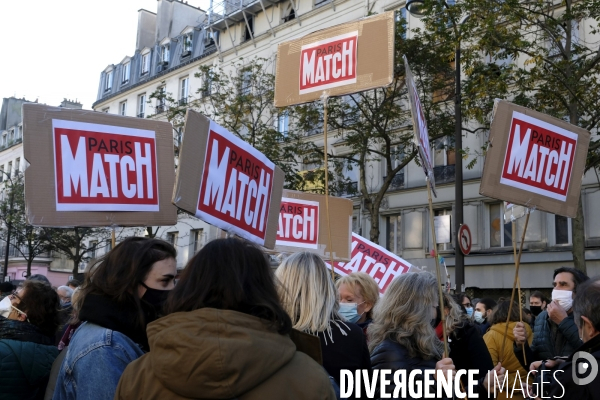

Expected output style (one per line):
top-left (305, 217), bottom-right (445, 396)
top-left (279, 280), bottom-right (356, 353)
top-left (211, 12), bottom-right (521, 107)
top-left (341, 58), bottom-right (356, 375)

top-left (137, 113), bottom-right (145, 118)
top-left (384, 172), bottom-right (405, 191)
top-left (155, 105), bottom-right (166, 114)
top-left (178, 98), bottom-right (188, 106)
top-left (433, 164), bottom-right (456, 184)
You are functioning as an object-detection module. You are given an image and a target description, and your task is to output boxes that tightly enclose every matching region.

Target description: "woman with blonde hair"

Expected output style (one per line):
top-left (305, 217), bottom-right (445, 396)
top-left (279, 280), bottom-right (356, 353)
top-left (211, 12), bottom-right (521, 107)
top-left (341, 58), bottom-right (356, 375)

top-left (276, 252), bottom-right (371, 396)
top-left (336, 272), bottom-right (379, 335)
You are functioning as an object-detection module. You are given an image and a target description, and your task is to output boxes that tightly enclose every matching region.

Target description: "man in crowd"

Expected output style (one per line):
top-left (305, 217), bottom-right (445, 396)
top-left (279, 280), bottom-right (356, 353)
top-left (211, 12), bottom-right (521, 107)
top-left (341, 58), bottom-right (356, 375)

top-left (530, 276), bottom-right (600, 398)
top-left (0, 282), bottom-right (14, 301)
top-left (67, 279), bottom-right (80, 290)
top-left (474, 298), bottom-right (497, 335)
top-left (530, 291), bottom-right (549, 318)
top-left (514, 267), bottom-right (589, 367)
top-left (55, 285), bottom-right (74, 344)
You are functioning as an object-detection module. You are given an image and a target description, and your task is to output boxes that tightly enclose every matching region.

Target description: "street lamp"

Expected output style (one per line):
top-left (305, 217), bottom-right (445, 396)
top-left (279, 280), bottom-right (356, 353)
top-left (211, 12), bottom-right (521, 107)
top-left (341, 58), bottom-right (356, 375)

top-left (406, 0), bottom-right (466, 291)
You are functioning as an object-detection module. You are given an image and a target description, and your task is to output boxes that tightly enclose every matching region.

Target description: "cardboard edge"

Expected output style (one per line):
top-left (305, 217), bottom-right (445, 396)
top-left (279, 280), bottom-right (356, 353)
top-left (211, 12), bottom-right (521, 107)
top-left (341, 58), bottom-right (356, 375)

top-left (263, 166), bottom-right (285, 249)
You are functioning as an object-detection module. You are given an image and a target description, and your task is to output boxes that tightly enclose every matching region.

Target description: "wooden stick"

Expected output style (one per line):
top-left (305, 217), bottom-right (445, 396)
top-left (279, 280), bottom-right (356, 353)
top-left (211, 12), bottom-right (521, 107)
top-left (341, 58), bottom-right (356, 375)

top-left (427, 178), bottom-right (448, 358)
top-left (111, 228), bottom-right (116, 249)
top-left (499, 212), bottom-right (530, 363)
top-left (322, 97), bottom-right (335, 282)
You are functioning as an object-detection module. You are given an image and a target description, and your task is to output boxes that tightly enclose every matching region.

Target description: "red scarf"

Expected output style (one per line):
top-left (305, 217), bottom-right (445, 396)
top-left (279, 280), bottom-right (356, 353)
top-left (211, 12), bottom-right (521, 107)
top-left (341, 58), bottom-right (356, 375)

top-left (435, 321), bottom-right (444, 340)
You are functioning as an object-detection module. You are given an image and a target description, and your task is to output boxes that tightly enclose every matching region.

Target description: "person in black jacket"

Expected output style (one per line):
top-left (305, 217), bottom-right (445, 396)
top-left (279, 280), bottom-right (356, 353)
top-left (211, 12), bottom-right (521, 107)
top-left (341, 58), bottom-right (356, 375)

top-left (474, 298), bottom-right (497, 335)
top-left (438, 292), bottom-right (495, 399)
top-left (276, 252), bottom-right (371, 399)
top-left (369, 272), bottom-right (460, 399)
top-left (528, 276), bottom-right (600, 399)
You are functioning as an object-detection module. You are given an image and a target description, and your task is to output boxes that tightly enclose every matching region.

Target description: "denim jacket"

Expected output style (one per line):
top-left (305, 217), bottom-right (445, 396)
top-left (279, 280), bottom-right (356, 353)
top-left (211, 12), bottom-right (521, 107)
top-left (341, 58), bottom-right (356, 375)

top-left (52, 321), bottom-right (145, 400)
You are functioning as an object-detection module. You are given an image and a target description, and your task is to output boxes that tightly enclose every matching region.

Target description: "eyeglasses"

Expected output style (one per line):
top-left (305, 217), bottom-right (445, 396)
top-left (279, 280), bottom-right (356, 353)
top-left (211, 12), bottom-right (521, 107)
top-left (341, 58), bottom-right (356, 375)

top-left (10, 305), bottom-right (29, 322)
top-left (9, 290), bottom-right (22, 301)
top-left (462, 302), bottom-right (472, 308)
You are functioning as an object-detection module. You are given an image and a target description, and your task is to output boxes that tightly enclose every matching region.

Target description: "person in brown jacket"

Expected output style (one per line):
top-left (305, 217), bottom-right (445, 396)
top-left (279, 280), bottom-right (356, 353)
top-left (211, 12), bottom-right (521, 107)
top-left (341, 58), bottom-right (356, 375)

top-left (115, 238), bottom-right (337, 400)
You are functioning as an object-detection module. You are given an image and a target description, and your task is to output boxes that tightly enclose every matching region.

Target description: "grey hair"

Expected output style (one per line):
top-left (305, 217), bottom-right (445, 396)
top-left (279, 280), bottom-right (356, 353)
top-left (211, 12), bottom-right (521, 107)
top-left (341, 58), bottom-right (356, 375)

top-left (275, 252), bottom-right (342, 332)
top-left (573, 275), bottom-right (600, 330)
top-left (368, 271), bottom-right (444, 360)
top-left (441, 292), bottom-right (468, 334)
top-left (57, 285), bottom-right (74, 298)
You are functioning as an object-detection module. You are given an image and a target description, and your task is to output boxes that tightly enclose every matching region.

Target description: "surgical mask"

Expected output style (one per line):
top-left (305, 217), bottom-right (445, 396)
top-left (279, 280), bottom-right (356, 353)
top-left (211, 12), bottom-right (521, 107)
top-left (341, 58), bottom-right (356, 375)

top-left (473, 310), bottom-right (485, 323)
top-left (0, 296), bottom-right (11, 318)
top-left (465, 306), bottom-right (474, 317)
top-left (530, 306), bottom-right (542, 316)
top-left (552, 289), bottom-right (573, 311)
top-left (339, 302), bottom-right (363, 324)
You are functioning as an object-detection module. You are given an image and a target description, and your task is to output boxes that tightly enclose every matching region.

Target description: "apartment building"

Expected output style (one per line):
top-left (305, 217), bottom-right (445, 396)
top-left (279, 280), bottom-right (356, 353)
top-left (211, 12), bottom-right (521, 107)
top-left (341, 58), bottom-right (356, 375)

top-left (92, 0), bottom-right (600, 297)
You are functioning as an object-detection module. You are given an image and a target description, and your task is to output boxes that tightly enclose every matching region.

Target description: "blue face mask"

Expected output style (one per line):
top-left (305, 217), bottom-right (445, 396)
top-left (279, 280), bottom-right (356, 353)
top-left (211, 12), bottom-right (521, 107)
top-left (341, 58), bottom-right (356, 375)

top-left (339, 302), bottom-right (364, 323)
top-left (465, 306), bottom-right (474, 317)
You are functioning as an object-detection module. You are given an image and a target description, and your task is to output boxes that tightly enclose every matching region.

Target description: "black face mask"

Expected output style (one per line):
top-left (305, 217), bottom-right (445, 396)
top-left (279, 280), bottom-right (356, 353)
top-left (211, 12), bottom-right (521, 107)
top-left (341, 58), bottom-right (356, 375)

top-left (431, 306), bottom-right (442, 328)
top-left (140, 282), bottom-right (170, 313)
top-left (530, 306), bottom-right (542, 317)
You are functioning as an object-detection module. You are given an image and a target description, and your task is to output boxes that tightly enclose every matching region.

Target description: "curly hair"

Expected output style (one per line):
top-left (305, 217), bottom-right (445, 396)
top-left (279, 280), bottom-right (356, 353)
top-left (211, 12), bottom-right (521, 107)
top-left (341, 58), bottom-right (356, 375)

top-left (368, 271), bottom-right (444, 360)
top-left (18, 280), bottom-right (60, 338)
top-left (441, 292), bottom-right (468, 334)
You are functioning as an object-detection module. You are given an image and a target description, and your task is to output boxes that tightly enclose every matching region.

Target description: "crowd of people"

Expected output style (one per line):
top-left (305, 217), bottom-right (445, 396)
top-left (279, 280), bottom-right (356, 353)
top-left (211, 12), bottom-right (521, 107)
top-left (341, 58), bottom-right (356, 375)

top-left (0, 236), bottom-right (599, 399)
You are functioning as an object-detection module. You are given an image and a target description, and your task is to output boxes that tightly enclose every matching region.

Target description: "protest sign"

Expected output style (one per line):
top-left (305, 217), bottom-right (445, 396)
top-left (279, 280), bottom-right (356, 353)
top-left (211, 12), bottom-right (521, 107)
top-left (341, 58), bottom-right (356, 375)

top-left (275, 190), bottom-right (352, 260)
top-left (404, 55), bottom-right (436, 196)
top-left (173, 110), bottom-right (284, 248)
top-left (480, 100), bottom-right (590, 218)
top-left (22, 103), bottom-right (177, 227)
top-left (274, 12), bottom-right (395, 107)
top-left (329, 233), bottom-right (413, 295)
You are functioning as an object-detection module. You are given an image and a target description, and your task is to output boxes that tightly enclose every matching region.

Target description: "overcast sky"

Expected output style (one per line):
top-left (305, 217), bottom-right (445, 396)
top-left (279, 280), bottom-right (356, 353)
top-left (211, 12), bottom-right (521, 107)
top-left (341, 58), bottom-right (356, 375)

top-left (0, 0), bottom-right (210, 110)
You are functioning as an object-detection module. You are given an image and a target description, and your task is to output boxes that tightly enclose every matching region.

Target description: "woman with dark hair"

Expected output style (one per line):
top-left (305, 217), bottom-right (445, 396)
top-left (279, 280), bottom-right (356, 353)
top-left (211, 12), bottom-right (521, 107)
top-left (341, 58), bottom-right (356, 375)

top-left (53, 237), bottom-right (177, 400)
top-left (483, 300), bottom-right (532, 400)
top-left (454, 292), bottom-right (474, 318)
top-left (115, 238), bottom-right (336, 400)
top-left (0, 280), bottom-right (60, 399)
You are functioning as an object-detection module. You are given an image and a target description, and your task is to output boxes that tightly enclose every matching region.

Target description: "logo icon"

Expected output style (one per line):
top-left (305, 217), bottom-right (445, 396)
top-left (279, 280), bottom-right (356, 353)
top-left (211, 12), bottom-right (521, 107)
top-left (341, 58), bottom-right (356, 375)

top-left (573, 351), bottom-right (599, 385)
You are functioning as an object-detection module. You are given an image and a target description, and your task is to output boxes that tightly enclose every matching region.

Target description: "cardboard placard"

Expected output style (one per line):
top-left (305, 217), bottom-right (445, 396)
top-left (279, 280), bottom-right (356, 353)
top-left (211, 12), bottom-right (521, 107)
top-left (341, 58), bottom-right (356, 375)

top-left (480, 100), bottom-right (591, 218)
top-left (173, 110), bottom-right (284, 248)
top-left (404, 55), bottom-right (436, 195)
top-left (22, 103), bottom-right (177, 227)
top-left (274, 190), bottom-right (352, 260)
top-left (274, 12), bottom-right (395, 107)
top-left (328, 233), bottom-right (413, 295)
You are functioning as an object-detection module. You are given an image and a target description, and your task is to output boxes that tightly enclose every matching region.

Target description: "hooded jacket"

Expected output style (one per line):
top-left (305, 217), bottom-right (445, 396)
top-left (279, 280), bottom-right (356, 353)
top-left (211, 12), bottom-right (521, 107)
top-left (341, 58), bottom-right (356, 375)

top-left (115, 308), bottom-right (337, 400)
top-left (0, 318), bottom-right (58, 400)
top-left (483, 321), bottom-right (532, 400)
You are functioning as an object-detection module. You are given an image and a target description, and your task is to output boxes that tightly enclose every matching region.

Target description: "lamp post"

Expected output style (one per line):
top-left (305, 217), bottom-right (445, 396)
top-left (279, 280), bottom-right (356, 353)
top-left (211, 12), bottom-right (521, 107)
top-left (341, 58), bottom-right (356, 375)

top-left (406, 0), bottom-right (466, 291)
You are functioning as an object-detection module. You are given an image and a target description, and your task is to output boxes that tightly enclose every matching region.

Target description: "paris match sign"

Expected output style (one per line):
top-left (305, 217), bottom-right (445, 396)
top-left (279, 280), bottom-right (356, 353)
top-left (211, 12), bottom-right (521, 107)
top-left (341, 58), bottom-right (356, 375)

top-left (328, 233), bottom-right (413, 295)
top-left (274, 11), bottom-right (395, 107)
top-left (22, 103), bottom-right (177, 227)
top-left (275, 190), bottom-right (352, 260)
top-left (480, 100), bottom-right (590, 218)
top-left (173, 110), bottom-right (284, 248)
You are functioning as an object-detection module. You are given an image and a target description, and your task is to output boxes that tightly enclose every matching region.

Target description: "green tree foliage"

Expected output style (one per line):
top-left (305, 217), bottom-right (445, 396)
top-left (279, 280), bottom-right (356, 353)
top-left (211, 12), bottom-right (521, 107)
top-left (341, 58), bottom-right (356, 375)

top-left (292, 12), bottom-right (457, 243)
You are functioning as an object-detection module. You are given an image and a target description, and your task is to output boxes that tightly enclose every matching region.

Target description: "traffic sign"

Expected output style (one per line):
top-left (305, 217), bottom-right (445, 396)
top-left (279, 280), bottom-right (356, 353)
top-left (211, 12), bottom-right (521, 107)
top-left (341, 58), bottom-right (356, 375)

top-left (458, 224), bottom-right (472, 255)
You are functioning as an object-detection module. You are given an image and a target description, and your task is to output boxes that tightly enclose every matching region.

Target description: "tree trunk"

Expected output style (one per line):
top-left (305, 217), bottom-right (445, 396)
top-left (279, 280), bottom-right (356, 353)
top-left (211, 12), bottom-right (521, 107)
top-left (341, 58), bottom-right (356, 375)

top-left (369, 198), bottom-right (383, 244)
top-left (26, 257), bottom-right (32, 279)
top-left (72, 255), bottom-right (83, 282)
top-left (146, 227), bottom-right (158, 238)
top-left (571, 194), bottom-right (586, 274)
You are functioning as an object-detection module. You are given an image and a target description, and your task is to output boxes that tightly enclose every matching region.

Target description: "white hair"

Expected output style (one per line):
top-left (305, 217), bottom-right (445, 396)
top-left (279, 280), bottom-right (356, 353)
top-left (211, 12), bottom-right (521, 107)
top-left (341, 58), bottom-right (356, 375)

top-left (57, 285), bottom-right (74, 298)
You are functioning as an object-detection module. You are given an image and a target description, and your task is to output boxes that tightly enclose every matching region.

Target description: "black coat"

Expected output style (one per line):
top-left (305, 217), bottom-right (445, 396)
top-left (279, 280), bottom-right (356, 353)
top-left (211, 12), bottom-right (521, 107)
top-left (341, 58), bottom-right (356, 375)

top-left (546, 333), bottom-right (600, 399)
top-left (448, 321), bottom-right (494, 398)
top-left (370, 338), bottom-right (440, 400)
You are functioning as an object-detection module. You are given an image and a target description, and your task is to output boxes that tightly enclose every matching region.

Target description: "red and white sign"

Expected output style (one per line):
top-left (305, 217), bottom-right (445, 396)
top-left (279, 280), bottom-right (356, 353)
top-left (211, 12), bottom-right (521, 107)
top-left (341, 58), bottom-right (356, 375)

top-left (329, 233), bottom-right (412, 295)
top-left (501, 111), bottom-right (577, 202)
top-left (458, 224), bottom-right (472, 255)
top-left (299, 31), bottom-right (358, 95)
top-left (276, 198), bottom-right (319, 249)
top-left (197, 121), bottom-right (275, 246)
top-left (52, 119), bottom-right (159, 211)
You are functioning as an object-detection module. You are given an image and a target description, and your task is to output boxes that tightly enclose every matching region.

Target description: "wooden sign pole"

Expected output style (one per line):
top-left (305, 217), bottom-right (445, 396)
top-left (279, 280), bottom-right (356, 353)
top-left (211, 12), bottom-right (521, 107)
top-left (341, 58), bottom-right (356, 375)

top-left (322, 97), bottom-right (335, 282)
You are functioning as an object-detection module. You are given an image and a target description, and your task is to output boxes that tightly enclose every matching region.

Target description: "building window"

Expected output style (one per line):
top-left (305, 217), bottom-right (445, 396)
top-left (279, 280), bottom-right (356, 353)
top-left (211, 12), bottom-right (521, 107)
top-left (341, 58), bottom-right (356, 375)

top-left (396, 7), bottom-right (407, 39)
top-left (282, 1), bottom-right (296, 22)
top-left (106, 239), bottom-right (112, 253)
top-left (434, 208), bottom-right (453, 251)
top-left (206, 30), bottom-right (219, 47)
top-left (191, 229), bottom-right (203, 253)
top-left (386, 214), bottom-right (402, 255)
top-left (122, 62), bottom-right (130, 84)
top-left (489, 203), bottom-right (512, 248)
top-left (104, 70), bottom-right (113, 92)
top-left (240, 69), bottom-right (252, 95)
top-left (16, 125), bottom-right (22, 140)
top-left (120, 101), bottom-right (127, 116)
top-left (555, 215), bottom-right (571, 245)
top-left (202, 69), bottom-right (212, 97)
top-left (0, 165), bottom-right (4, 182)
top-left (15, 158), bottom-right (19, 174)
top-left (180, 77), bottom-right (189, 105)
top-left (7, 162), bottom-right (12, 179)
top-left (339, 161), bottom-right (358, 197)
top-left (160, 44), bottom-right (170, 64)
top-left (166, 231), bottom-right (178, 246)
top-left (141, 52), bottom-right (150, 75)
top-left (89, 240), bottom-right (98, 259)
top-left (9, 129), bottom-right (14, 144)
top-left (277, 111), bottom-right (289, 138)
top-left (156, 87), bottom-right (166, 113)
top-left (183, 33), bottom-right (193, 56)
top-left (384, 144), bottom-right (406, 191)
top-left (138, 94), bottom-right (146, 118)
top-left (243, 17), bottom-right (254, 42)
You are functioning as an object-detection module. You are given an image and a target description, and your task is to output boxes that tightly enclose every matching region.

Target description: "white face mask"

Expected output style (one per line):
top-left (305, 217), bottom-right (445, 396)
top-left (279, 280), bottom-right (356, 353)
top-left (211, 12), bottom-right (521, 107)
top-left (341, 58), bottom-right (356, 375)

top-left (0, 296), bottom-right (12, 318)
top-left (473, 310), bottom-right (485, 323)
top-left (552, 289), bottom-right (573, 311)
